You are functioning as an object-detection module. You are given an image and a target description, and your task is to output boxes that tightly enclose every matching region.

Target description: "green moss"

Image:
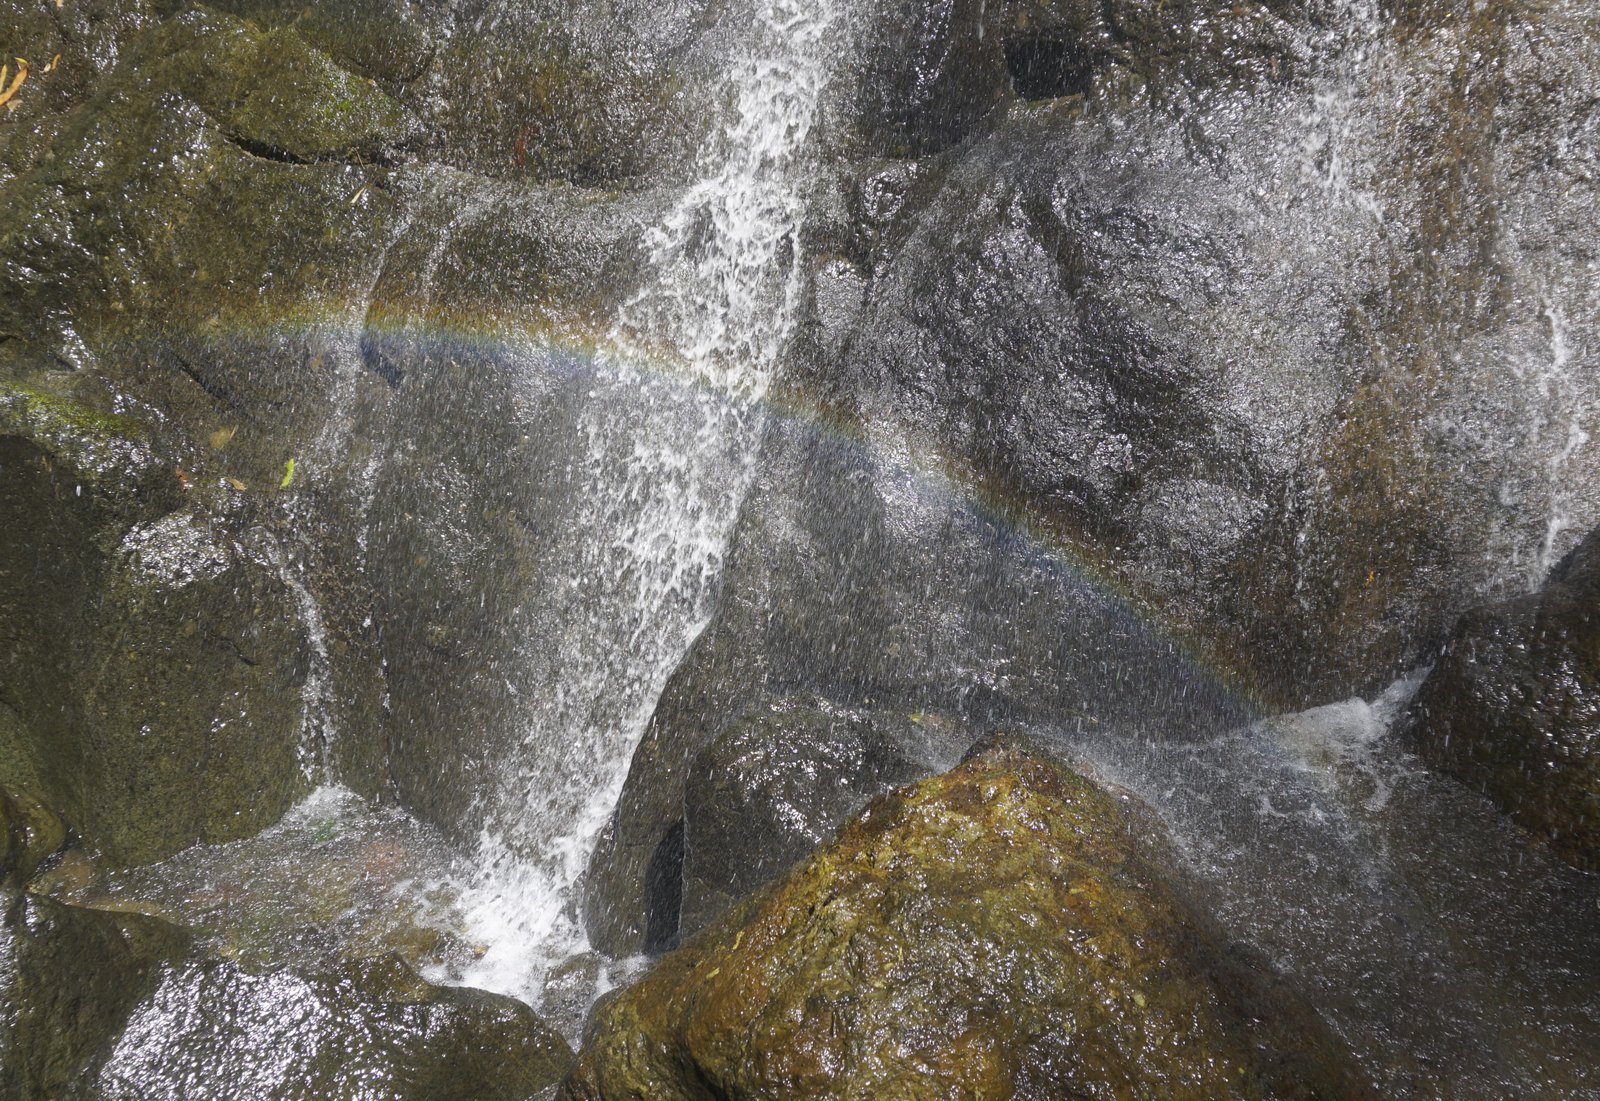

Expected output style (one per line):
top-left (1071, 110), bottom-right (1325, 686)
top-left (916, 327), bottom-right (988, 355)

top-left (0, 381), bottom-right (149, 442)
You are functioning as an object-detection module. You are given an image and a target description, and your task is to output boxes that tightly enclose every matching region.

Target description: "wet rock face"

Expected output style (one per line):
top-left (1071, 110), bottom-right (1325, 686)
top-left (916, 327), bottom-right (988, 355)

top-left (0, 786), bottom-right (68, 888)
top-left (0, 385), bottom-right (312, 867)
top-left (87, 954), bottom-right (573, 1101)
top-left (566, 746), bottom-right (1376, 1100)
top-left (848, 0), bottom-right (1308, 153)
top-left (360, 179), bottom-right (652, 834)
top-left (1402, 526), bottom-right (1600, 871)
top-left (0, 891), bottom-right (574, 1100)
top-left (677, 699), bottom-right (957, 944)
top-left (0, 892), bottom-right (194, 1099)
top-left (604, 0), bottom-right (1600, 896)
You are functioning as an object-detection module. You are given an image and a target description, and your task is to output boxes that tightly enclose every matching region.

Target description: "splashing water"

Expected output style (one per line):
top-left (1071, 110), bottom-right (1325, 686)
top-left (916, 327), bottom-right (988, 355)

top-left (1064, 674), bottom-right (1600, 1099)
top-left (1533, 302), bottom-right (1591, 579)
top-left (445, 0), bottom-right (843, 1002)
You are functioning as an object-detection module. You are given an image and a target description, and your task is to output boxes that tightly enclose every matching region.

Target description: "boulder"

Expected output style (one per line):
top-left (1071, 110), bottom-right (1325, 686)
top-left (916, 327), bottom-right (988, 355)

top-left (86, 953), bottom-right (573, 1100)
top-left (0, 891), bottom-right (196, 1100)
top-left (847, 0), bottom-right (1307, 153)
top-left (565, 745), bottom-right (1376, 1100)
top-left (0, 382), bottom-right (313, 866)
top-left (0, 891), bottom-right (574, 1100)
top-left (676, 698), bottom-right (958, 945)
top-left (1401, 525), bottom-right (1600, 871)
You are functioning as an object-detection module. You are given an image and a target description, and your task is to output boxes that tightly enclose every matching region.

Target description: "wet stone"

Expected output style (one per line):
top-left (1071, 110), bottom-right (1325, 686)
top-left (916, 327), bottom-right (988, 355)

top-left (0, 890), bottom-right (574, 1100)
top-left (565, 745), bottom-right (1377, 1100)
top-left (1402, 524), bottom-right (1600, 871)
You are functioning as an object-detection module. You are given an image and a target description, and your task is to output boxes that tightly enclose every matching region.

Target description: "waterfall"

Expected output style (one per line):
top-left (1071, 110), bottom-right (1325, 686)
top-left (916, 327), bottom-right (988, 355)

top-left (447, 0), bottom-right (842, 1000)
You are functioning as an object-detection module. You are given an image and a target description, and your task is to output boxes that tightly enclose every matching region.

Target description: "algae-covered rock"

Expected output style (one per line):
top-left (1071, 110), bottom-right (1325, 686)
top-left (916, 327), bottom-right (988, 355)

top-left (0, 6), bottom-right (405, 423)
top-left (199, 0), bottom-right (434, 89)
top-left (567, 746), bottom-right (1376, 1100)
top-left (1401, 525), bottom-right (1600, 871)
top-left (0, 382), bottom-right (313, 866)
top-left (133, 9), bottom-right (415, 163)
top-left (0, 891), bottom-right (574, 1100)
top-left (0, 890), bottom-right (194, 1100)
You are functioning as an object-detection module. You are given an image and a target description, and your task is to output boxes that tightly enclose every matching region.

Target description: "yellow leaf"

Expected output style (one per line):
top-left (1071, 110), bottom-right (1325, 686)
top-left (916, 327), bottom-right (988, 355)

top-left (279, 457), bottom-right (296, 488)
top-left (226, 477), bottom-right (247, 492)
top-left (0, 59), bottom-right (27, 108)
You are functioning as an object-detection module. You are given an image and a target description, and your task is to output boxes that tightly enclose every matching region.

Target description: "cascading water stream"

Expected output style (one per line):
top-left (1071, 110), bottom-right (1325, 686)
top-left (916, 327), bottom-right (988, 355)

top-left (446, 0), bottom-right (842, 1000)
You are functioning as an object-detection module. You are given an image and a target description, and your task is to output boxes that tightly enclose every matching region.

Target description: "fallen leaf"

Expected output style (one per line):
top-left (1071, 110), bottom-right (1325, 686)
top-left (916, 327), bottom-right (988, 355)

top-left (175, 466), bottom-right (192, 491)
top-left (226, 477), bottom-right (248, 492)
top-left (0, 59), bottom-right (28, 109)
top-left (208, 425), bottom-right (238, 449)
top-left (279, 457), bottom-right (296, 488)
top-left (42, 54), bottom-right (60, 75)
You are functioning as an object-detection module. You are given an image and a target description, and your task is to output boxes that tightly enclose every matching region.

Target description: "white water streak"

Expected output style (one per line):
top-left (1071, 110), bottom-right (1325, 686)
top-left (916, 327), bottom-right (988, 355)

top-left (1533, 301), bottom-right (1590, 580)
top-left (450, 0), bottom-right (841, 1001)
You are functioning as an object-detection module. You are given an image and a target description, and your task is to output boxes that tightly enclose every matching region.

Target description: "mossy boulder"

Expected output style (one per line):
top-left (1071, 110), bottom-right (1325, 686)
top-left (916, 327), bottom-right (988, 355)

top-left (0, 6), bottom-right (407, 432)
top-left (72, 510), bottom-right (313, 865)
top-left (198, 0), bottom-right (434, 89)
top-left (133, 9), bottom-right (416, 163)
top-left (0, 891), bottom-right (574, 1099)
top-left (0, 383), bottom-right (313, 867)
top-left (566, 746), bottom-right (1376, 1100)
top-left (0, 890), bottom-right (195, 1100)
top-left (1401, 525), bottom-right (1600, 871)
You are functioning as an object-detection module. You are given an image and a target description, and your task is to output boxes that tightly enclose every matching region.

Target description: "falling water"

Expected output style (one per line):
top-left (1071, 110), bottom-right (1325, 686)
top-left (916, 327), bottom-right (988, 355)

top-left (1533, 302), bottom-right (1591, 579)
top-left (447, 0), bottom-right (842, 1000)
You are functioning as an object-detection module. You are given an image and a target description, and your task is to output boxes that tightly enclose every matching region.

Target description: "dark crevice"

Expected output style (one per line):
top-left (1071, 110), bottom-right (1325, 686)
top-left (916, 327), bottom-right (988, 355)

top-left (227, 639), bottom-right (260, 668)
top-left (225, 133), bottom-right (315, 166)
top-left (1004, 35), bottom-right (1097, 100)
top-left (224, 132), bottom-right (403, 171)
top-left (359, 330), bottom-right (406, 388)
top-left (644, 819), bottom-right (686, 954)
top-left (170, 350), bottom-right (248, 419)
